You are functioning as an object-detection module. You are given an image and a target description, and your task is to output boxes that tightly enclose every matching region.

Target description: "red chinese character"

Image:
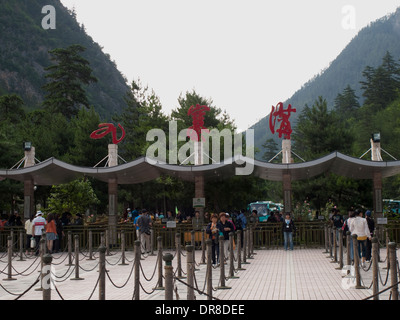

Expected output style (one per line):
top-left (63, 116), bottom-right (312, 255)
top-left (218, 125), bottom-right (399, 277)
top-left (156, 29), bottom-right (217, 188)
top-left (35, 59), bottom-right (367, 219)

top-left (90, 123), bottom-right (126, 144)
top-left (187, 104), bottom-right (210, 141)
top-left (269, 102), bottom-right (296, 140)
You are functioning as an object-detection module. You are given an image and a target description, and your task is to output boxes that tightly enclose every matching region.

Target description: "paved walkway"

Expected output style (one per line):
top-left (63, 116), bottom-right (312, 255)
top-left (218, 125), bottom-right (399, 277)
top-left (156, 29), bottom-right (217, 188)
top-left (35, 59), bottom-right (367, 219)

top-left (0, 246), bottom-right (397, 300)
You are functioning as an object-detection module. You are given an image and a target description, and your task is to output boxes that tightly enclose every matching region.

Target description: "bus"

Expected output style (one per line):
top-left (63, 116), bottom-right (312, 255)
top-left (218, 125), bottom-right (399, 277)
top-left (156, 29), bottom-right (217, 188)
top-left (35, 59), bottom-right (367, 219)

top-left (383, 199), bottom-right (400, 215)
top-left (247, 201), bottom-right (282, 222)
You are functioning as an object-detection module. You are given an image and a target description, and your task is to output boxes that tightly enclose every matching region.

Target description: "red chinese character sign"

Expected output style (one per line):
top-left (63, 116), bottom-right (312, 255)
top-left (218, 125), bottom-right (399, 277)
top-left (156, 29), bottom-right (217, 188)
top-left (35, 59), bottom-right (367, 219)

top-left (187, 104), bottom-right (210, 141)
top-left (269, 102), bottom-right (296, 140)
top-left (90, 123), bottom-right (126, 144)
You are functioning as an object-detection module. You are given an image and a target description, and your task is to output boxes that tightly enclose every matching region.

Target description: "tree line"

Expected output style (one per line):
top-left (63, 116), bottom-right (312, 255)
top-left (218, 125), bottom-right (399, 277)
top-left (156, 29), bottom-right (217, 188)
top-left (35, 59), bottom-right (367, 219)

top-left (1, 46), bottom-right (399, 219)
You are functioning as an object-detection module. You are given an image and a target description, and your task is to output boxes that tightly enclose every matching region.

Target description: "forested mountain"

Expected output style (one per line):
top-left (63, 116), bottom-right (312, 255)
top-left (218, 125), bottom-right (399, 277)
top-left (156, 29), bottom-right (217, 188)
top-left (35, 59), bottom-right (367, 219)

top-left (0, 0), bottom-right (129, 118)
top-left (252, 7), bottom-right (400, 160)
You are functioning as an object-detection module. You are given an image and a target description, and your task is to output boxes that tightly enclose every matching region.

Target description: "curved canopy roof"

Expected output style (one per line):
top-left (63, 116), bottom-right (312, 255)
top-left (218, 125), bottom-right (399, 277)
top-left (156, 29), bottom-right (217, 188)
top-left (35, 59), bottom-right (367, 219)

top-left (1, 152), bottom-right (400, 186)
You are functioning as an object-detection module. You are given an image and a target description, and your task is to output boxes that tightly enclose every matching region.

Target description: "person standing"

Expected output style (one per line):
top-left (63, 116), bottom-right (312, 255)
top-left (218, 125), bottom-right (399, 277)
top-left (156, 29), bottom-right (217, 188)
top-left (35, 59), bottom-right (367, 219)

top-left (365, 210), bottom-right (375, 262)
top-left (206, 213), bottom-right (220, 265)
top-left (282, 213), bottom-right (296, 251)
top-left (45, 213), bottom-right (57, 254)
top-left (31, 211), bottom-right (46, 256)
top-left (24, 215), bottom-right (34, 255)
top-left (137, 209), bottom-right (152, 254)
top-left (236, 209), bottom-right (247, 248)
top-left (217, 212), bottom-right (234, 259)
top-left (350, 209), bottom-right (372, 266)
top-left (331, 208), bottom-right (344, 243)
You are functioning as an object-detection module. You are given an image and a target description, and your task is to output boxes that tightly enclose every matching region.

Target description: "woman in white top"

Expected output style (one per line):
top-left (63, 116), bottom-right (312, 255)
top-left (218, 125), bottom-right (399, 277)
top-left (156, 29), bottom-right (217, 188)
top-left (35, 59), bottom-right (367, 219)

top-left (24, 215), bottom-right (34, 255)
top-left (349, 210), bottom-right (371, 266)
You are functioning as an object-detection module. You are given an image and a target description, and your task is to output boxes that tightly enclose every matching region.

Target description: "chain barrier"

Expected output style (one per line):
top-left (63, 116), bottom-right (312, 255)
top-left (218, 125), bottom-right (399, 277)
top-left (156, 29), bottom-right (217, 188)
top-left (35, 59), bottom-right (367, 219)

top-left (0, 227), bottom-right (257, 300)
top-left (324, 226), bottom-right (399, 300)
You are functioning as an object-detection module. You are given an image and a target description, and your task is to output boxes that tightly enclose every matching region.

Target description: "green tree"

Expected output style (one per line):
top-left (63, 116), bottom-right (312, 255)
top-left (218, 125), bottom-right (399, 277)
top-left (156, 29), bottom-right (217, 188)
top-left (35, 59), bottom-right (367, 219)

top-left (42, 44), bottom-right (98, 119)
top-left (0, 94), bottom-right (25, 123)
top-left (292, 96), bottom-right (353, 160)
top-left (114, 79), bottom-right (169, 161)
top-left (65, 106), bottom-right (108, 167)
top-left (334, 85), bottom-right (360, 122)
top-left (360, 51), bottom-right (400, 112)
top-left (45, 179), bottom-right (100, 216)
top-left (262, 138), bottom-right (279, 162)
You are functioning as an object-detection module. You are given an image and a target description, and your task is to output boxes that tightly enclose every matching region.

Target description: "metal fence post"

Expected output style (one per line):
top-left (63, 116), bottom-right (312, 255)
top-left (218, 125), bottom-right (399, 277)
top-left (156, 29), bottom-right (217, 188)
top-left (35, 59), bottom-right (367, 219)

top-left (3, 236), bottom-right (16, 281)
top-left (333, 226), bottom-right (337, 262)
top-left (175, 233), bottom-right (185, 279)
top-left (71, 234), bottom-right (84, 280)
top-left (243, 229), bottom-right (249, 264)
top-left (186, 245), bottom-right (195, 300)
top-left (337, 228), bottom-right (343, 269)
top-left (236, 230), bottom-right (245, 271)
top-left (372, 237), bottom-right (379, 300)
top-left (324, 225), bottom-right (329, 253)
top-left (352, 234), bottom-right (364, 289)
top-left (217, 235), bottom-right (231, 290)
top-left (87, 230), bottom-right (94, 260)
top-left (18, 230), bottom-right (25, 261)
top-left (66, 231), bottom-right (73, 266)
top-left (163, 253), bottom-right (174, 300)
top-left (346, 231), bottom-right (351, 275)
top-left (134, 240), bottom-right (140, 300)
top-left (99, 245), bottom-right (106, 300)
top-left (200, 230), bottom-right (206, 265)
top-left (154, 236), bottom-right (164, 290)
top-left (389, 242), bottom-right (399, 300)
top-left (119, 230), bottom-right (128, 266)
top-left (206, 239), bottom-right (213, 300)
top-left (228, 232), bottom-right (238, 279)
top-left (42, 254), bottom-right (53, 301)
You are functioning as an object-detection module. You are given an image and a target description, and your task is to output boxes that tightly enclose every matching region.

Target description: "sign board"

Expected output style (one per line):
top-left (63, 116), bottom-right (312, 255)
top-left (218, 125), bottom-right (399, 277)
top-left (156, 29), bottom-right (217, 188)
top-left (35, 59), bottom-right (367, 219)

top-left (377, 217), bottom-right (388, 225)
top-left (166, 221), bottom-right (176, 228)
top-left (193, 197), bottom-right (205, 208)
top-left (318, 216), bottom-right (325, 220)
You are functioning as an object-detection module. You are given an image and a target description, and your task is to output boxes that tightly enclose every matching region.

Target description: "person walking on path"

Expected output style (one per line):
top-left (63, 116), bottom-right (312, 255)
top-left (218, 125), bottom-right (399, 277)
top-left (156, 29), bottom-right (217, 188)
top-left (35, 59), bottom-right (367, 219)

top-left (282, 213), bottom-right (296, 251)
top-left (137, 209), bottom-right (152, 254)
top-left (349, 209), bottom-right (372, 266)
top-left (31, 211), bottom-right (46, 256)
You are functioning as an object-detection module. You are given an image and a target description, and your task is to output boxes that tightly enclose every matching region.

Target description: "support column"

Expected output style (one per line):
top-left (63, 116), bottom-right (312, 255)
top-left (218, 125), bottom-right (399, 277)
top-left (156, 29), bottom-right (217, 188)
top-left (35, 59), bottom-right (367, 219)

top-left (108, 144), bottom-right (118, 247)
top-left (373, 171), bottom-right (383, 219)
top-left (194, 175), bottom-right (205, 218)
top-left (24, 146), bottom-right (36, 220)
top-left (282, 139), bottom-right (292, 214)
top-left (194, 141), bottom-right (205, 217)
top-left (282, 139), bottom-right (292, 164)
top-left (283, 173), bottom-right (292, 214)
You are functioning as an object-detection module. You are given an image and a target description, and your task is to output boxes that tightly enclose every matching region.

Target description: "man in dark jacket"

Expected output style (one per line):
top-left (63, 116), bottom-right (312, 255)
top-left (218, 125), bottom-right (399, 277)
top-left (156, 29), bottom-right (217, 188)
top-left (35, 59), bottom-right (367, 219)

top-left (282, 213), bottom-right (296, 251)
top-left (137, 209), bottom-right (152, 254)
top-left (217, 212), bottom-right (235, 259)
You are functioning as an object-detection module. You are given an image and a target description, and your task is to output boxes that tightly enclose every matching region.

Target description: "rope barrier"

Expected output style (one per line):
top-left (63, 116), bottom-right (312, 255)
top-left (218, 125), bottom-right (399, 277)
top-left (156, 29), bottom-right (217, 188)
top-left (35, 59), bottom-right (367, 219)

top-left (0, 228), bottom-right (257, 301)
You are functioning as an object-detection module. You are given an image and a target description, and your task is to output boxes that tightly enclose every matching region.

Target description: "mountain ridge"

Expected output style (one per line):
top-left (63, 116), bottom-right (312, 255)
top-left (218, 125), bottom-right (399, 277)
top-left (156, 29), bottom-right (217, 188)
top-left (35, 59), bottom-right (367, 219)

top-left (0, 0), bottom-right (129, 119)
top-left (250, 7), bottom-right (400, 160)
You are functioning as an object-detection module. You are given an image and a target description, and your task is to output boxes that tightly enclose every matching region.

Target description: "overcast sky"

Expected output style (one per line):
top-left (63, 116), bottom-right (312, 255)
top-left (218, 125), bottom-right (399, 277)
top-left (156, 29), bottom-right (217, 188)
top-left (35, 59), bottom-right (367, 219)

top-left (60, 0), bottom-right (400, 132)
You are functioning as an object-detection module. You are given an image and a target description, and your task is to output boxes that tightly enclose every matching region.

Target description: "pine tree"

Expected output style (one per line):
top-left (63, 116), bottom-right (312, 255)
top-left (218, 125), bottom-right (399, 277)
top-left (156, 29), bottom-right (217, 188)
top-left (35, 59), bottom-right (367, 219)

top-left (360, 51), bottom-right (400, 112)
top-left (42, 44), bottom-right (98, 119)
top-left (334, 85), bottom-right (360, 121)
